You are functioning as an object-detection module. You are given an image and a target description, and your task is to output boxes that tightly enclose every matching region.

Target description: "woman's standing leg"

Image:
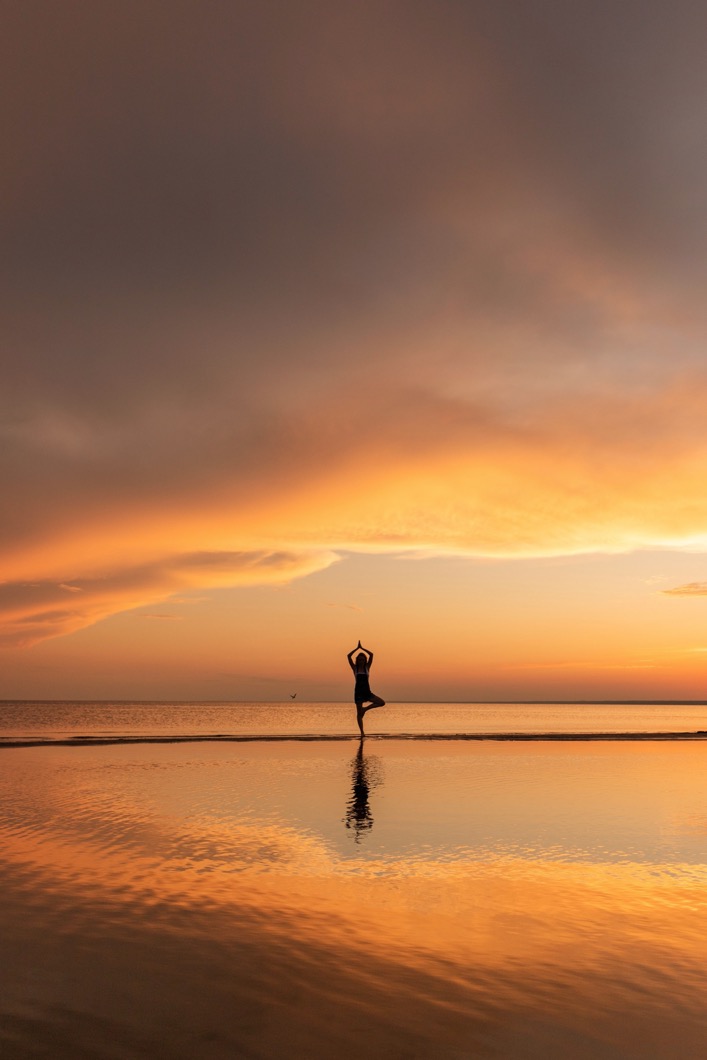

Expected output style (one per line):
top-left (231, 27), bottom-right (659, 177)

top-left (356, 702), bottom-right (366, 736)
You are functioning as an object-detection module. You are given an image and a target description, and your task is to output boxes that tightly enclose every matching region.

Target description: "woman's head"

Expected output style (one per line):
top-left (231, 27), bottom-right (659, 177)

top-left (355, 652), bottom-right (367, 667)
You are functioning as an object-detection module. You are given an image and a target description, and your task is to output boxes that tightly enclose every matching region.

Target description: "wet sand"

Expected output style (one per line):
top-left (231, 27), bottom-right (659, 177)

top-left (2, 730), bottom-right (707, 748)
top-left (2, 740), bottom-right (707, 1058)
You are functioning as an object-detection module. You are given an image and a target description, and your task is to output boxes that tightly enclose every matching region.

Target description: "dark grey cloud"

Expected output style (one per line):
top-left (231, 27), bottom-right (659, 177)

top-left (6, 0), bottom-right (707, 397)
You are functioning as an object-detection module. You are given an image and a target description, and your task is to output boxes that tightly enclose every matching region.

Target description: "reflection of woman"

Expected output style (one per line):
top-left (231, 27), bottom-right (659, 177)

top-left (346, 640), bottom-right (385, 737)
top-left (344, 742), bottom-right (374, 842)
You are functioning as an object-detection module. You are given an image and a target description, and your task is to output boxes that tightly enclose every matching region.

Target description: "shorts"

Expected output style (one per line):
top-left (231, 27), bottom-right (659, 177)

top-left (355, 676), bottom-right (372, 701)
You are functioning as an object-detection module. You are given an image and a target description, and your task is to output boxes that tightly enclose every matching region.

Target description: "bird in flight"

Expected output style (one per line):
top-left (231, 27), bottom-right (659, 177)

top-left (290, 693), bottom-right (297, 699)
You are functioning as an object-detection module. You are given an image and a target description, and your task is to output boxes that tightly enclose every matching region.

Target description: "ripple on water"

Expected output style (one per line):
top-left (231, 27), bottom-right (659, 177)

top-left (2, 741), bottom-right (707, 1059)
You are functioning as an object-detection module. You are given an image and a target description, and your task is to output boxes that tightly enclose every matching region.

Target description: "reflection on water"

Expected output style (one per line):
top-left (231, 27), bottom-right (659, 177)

top-left (344, 741), bottom-right (382, 842)
top-left (1, 740), bottom-right (707, 1058)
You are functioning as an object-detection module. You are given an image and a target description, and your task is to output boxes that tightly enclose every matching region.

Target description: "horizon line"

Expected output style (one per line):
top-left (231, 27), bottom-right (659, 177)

top-left (2, 699), bottom-right (707, 706)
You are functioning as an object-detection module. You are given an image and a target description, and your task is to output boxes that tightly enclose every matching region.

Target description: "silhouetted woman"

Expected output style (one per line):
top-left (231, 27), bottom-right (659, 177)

top-left (346, 640), bottom-right (385, 737)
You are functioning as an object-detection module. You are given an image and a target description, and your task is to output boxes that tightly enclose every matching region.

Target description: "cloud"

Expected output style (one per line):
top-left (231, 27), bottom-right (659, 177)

top-left (5, 376), bottom-right (707, 646)
top-left (4, 3), bottom-right (707, 645)
top-left (663, 584), bottom-right (707, 597)
top-left (0, 550), bottom-right (338, 647)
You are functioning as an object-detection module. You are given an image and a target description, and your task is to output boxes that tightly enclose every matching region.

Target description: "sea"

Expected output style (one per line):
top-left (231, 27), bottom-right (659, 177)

top-left (1, 698), bottom-right (707, 743)
top-left (2, 701), bottom-right (707, 1058)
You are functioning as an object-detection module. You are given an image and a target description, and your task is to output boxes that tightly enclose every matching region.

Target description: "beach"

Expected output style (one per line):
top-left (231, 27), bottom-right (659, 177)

top-left (7, 3), bottom-right (707, 1055)
top-left (2, 721), bottom-right (707, 1058)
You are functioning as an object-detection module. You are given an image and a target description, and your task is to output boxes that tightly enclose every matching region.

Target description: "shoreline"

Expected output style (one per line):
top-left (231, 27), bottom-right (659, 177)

top-left (1, 730), bottom-right (706, 748)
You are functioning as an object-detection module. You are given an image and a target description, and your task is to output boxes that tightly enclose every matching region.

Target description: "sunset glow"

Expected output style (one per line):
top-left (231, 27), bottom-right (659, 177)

top-left (4, 3), bottom-right (707, 699)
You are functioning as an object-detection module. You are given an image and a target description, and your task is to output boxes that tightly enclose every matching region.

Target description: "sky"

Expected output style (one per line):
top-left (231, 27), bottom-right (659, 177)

top-left (3, 0), bottom-right (707, 701)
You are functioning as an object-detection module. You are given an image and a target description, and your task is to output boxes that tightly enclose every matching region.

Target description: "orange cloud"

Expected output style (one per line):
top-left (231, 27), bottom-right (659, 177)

top-left (5, 377), bottom-right (707, 647)
top-left (0, 550), bottom-right (338, 647)
top-left (663, 583), bottom-right (707, 596)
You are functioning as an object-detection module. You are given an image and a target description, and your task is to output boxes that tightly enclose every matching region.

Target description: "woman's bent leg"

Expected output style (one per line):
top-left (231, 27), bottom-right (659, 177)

top-left (365, 694), bottom-right (385, 710)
